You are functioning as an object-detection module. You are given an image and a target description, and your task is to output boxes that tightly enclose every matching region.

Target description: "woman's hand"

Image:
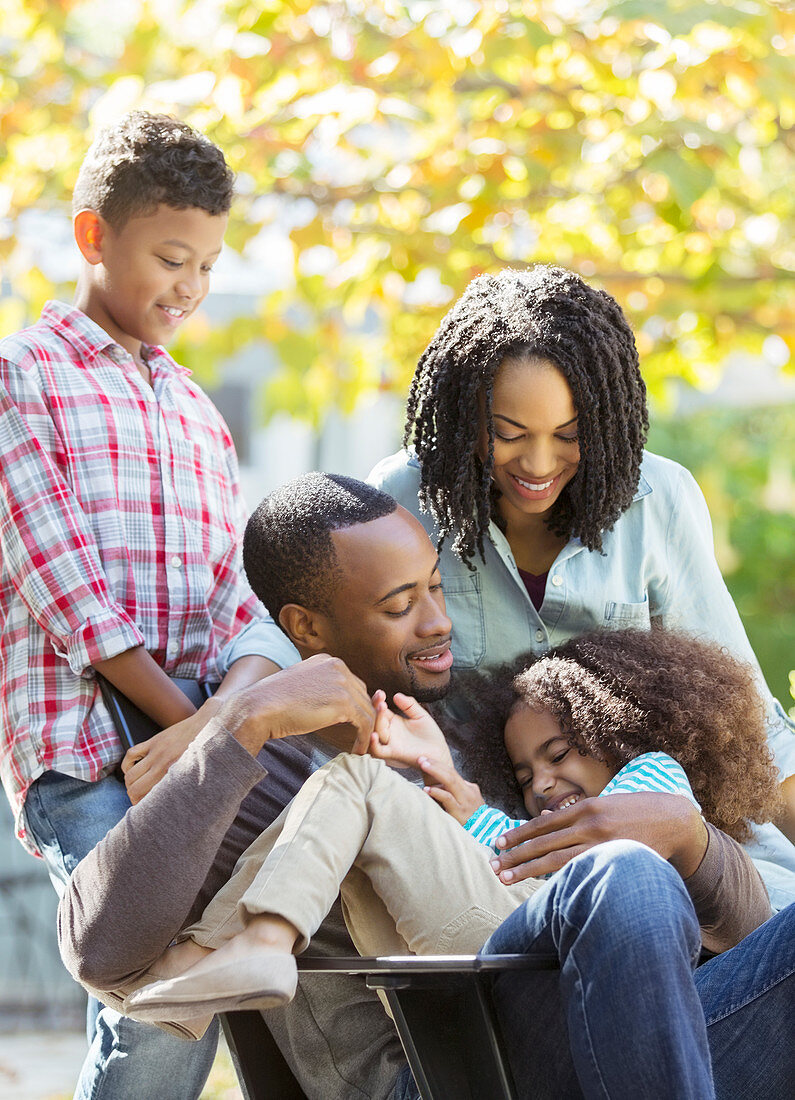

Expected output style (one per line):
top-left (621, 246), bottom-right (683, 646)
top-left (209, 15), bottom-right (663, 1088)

top-left (369, 690), bottom-right (454, 768)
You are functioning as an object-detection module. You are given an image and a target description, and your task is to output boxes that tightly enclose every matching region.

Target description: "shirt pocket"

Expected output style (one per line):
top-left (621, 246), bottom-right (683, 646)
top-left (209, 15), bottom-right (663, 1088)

top-left (603, 596), bottom-right (651, 628)
top-left (167, 438), bottom-right (237, 557)
top-left (443, 572), bottom-right (487, 670)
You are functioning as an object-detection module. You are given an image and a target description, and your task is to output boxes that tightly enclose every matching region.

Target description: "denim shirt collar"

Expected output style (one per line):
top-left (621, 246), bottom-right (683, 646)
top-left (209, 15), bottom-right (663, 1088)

top-left (489, 468), bottom-right (653, 575)
top-left (404, 450), bottom-right (653, 576)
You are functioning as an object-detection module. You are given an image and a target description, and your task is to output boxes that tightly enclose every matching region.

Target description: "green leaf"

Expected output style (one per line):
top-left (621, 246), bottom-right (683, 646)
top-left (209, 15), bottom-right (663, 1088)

top-left (645, 148), bottom-right (714, 212)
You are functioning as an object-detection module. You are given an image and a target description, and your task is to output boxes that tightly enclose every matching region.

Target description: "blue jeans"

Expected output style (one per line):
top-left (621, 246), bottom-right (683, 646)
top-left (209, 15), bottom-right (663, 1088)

top-left (24, 770), bottom-right (219, 1100)
top-left (483, 840), bottom-right (795, 1100)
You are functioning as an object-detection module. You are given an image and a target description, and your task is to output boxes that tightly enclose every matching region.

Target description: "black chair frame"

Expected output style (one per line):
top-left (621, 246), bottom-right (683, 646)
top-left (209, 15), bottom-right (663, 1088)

top-left (221, 953), bottom-right (558, 1100)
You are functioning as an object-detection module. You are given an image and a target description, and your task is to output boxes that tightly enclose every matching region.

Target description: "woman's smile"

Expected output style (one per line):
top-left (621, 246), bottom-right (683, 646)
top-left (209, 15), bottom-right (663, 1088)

top-left (488, 357), bottom-right (581, 523)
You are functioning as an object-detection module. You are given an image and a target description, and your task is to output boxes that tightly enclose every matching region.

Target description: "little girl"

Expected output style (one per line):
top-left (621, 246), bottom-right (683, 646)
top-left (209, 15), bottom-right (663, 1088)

top-left (125, 628), bottom-right (780, 1022)
top-left (421, 625), bottom-right (778, 852)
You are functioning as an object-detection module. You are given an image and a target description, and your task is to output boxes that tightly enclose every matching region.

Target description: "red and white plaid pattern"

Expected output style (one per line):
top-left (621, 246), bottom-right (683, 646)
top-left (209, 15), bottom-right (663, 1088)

top-left (0, 302), bottom-right (265, 843)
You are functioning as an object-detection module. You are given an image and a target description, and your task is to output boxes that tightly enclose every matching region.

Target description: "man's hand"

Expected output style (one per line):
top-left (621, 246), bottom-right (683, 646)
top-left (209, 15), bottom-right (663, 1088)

top-left (490, 793), bottom-right (708, 884)
top-left (121, 699), bottom-right (224, 804)
top-left (221, 654), bottom-right (376, 757)
top-left (417, 756), bottom-right (484, 825)
top-left (369, 691), bottom-right (454, 769)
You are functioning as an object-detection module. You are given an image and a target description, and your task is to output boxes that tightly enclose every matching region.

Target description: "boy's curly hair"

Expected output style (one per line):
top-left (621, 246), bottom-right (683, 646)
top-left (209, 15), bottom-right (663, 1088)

top-left (404, 266), bottom-right (648, 566)
top-left (73, 111), bottom-right (235, 229)
top-left (456, 629), bottom-right (781, 842)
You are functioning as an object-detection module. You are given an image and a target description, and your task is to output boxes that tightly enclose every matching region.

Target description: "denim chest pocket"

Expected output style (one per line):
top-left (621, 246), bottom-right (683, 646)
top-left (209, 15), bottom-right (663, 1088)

top-left (603, 596), bottom-right (651, 628)
top-left (442, 572), bottom-right (486, 670)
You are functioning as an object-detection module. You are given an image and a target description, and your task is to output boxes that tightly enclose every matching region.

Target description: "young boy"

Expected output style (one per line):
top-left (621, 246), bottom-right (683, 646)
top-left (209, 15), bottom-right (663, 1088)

top-left (0, 112), bottom-right (298, 1100)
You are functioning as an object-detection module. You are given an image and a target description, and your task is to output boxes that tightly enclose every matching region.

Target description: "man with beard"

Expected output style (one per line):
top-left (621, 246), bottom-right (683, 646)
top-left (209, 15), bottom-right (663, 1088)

top-left (58, 473), bottom-right (791, 1100)
top-left (59, 472), bottom-right (452, 1100)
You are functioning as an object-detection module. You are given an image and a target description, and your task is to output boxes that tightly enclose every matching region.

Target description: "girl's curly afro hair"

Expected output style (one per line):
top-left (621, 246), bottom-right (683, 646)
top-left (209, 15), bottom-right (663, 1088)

top-left (455, 628), bottom-right (781, 842)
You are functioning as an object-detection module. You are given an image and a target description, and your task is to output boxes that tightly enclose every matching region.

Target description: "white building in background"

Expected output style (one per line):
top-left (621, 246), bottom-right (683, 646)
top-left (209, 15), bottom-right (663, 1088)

top-left (672, 345), bottom-right (795, 415)
top-left (0, 798), bottom-right (86, 1024)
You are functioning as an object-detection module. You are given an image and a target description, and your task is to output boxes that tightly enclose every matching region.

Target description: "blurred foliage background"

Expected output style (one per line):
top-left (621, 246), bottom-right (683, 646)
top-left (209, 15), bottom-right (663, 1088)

top-left (0, 0), bottom-right (793, 704)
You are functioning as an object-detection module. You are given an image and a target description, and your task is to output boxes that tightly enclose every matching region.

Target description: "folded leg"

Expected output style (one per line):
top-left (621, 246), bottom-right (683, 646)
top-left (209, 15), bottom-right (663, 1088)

top-left (209, 753), bottom-right (540, 956)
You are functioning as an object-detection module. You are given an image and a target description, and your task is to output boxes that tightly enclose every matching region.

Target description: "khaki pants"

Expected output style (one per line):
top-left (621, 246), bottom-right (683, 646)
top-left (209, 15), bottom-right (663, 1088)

top-left (187, 754), bottom-right (540, 958)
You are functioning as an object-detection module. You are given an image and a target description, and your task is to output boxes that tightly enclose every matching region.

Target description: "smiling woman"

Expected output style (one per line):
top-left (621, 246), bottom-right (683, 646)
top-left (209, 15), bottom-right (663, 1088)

top-left (485, 357), bottom-right (581, 574)
top-left (369, 263), bottom-right (795, 906)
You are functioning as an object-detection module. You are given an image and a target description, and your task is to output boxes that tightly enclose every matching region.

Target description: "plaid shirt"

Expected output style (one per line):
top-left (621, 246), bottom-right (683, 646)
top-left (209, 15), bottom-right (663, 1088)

top-left (0, 301), bottom-right (267, 845)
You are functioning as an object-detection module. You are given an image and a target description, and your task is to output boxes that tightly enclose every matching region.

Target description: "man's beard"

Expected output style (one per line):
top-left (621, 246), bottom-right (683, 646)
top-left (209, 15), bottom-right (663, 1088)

top-left (405, 668), bottom-right (450, 704)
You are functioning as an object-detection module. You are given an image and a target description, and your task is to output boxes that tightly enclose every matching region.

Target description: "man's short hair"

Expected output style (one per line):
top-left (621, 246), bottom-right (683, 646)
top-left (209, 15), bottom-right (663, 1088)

top-left (72, 111), bottom-right (235, 230)
top-left (244, 473), bottom-right (398, 623)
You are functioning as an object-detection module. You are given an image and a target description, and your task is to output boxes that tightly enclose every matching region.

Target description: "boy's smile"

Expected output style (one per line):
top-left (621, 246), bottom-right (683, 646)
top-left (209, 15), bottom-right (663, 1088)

top-left (75, 204), bottom-right (227, 367)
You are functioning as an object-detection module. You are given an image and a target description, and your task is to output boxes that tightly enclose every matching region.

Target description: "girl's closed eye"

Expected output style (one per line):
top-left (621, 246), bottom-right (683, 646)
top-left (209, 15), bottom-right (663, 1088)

top-left (550, 748), bottom-right (570, 764)
top-left (159, 257), bottom-right (182, 269)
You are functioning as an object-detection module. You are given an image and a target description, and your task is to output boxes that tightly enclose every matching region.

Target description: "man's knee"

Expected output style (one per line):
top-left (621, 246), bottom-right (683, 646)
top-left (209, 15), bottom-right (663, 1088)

top-left (556, 839), bottom-right (683, 903)
top-left (560, 838), bottom-right (670, 890)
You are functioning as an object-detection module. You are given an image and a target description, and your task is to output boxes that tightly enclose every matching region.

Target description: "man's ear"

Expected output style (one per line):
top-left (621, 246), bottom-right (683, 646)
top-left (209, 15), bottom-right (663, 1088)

top-left (74, 210), bottom-right (106, 265)
top-left (278, 604), bottom-right (332, 653)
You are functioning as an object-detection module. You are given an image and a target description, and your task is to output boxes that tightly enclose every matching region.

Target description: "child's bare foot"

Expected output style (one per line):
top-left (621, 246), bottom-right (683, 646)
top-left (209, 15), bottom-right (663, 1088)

top-left (124, 914), bottom-right (299, 1021)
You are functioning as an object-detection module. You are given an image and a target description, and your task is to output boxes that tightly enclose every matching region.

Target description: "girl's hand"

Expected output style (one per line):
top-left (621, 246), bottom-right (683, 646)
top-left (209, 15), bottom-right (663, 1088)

top-left (370, 690), bottom-right (454, 768)
top-left (418, 755), bottom-right (484, 825)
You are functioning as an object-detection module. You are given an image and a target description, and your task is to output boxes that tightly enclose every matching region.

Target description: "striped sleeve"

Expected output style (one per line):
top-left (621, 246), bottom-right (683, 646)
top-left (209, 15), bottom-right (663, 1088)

top-left (600, 752), bottom-right (701, 811)
top-left (463, 803), bottom-right (526, 852)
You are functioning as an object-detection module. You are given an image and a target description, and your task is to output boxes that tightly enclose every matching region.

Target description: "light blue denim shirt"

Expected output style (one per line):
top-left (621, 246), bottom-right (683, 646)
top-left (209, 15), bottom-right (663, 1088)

top-left (369, 448), bottom-right (795, 782)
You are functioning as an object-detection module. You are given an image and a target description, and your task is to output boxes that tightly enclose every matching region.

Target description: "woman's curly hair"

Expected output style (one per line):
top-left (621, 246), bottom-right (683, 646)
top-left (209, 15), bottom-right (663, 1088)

top-left (455, 628), bottom-right (781, 842)
top-left (404, 266), bottom-right (648, 566)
